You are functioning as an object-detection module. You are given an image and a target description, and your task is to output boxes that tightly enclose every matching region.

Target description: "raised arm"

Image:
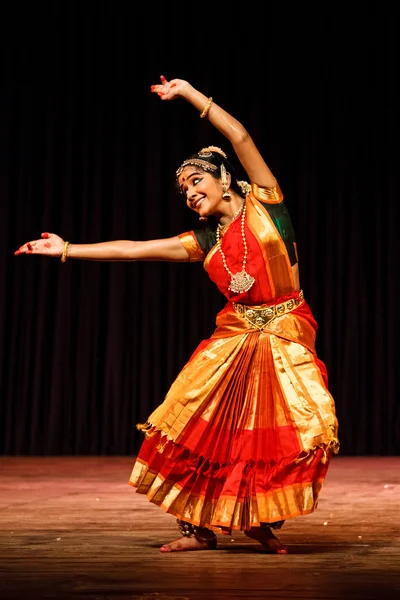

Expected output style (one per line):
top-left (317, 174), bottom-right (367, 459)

top-left (151, 75), bottom-right (277, 189)
top-left (15, 232), bottom-right (190, 262)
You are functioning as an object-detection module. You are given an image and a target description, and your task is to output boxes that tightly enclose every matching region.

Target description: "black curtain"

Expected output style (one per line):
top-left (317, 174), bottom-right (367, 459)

top-left (1, 6), bottom-right (399, 455)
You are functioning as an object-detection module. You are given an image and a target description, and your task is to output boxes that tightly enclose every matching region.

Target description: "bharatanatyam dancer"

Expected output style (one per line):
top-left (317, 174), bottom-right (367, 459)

top-left (15, 75), bottom-right (339, 554)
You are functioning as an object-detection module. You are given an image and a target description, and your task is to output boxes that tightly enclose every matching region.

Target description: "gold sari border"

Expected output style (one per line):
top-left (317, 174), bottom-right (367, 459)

top-left (246, 196), bottom-right (294, 296)
top-left (251, 182), bottom-right (283, 204)
top-left (177, 231), bottom-right (205, 262)
top-left (129, 445), bottom-right (336, 531)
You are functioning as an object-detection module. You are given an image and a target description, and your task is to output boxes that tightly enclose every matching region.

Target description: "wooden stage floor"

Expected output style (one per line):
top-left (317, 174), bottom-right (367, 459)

top-left (0, 456), bottom-right (399, 600)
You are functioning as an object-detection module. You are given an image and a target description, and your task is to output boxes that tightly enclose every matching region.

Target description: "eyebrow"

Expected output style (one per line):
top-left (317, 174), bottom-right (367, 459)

top-left (179, 171), bottom-right (202, 191)
top-left (181, 170), bottom-right (201, 183)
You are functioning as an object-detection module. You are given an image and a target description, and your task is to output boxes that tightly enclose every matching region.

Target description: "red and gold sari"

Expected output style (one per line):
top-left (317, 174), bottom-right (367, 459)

top-left (129, 184), bottom-right (339, 534)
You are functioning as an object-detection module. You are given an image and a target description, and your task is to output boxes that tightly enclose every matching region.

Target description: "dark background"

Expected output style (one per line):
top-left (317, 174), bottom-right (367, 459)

top-left (1, 5), bottom-right (399, 456)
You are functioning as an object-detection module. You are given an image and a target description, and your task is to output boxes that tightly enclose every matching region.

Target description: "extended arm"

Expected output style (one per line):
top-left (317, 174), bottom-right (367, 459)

top-left (15, 232), bottom-right (190, 262)
top-left (151, 76), bottom-right (277, 189)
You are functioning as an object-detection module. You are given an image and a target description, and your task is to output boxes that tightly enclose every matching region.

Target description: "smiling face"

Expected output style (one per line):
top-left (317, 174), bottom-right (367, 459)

top-left (178, 166), bottom-right (225, 220)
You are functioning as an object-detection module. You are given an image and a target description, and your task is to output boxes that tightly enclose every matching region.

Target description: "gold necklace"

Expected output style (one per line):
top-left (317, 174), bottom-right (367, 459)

top-left (215, 201), bottom-right (255, 294)
top-left (218, 202), bottom-right (245, 227)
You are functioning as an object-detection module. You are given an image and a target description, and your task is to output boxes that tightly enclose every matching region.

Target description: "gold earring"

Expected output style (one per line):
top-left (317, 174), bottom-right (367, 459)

top-left (199, 216), bottom-right (208, 222)
top-left (220, 164), bottom-right (231, 200)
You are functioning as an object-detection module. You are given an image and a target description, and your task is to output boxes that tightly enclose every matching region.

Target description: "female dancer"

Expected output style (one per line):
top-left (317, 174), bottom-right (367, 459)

top-left (15, 75), bottom-right (339, 554)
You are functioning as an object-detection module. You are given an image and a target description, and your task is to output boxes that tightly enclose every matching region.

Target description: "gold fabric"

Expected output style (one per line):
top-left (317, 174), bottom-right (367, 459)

top-left (246, 195), bottom-right (295, 297)
top-left (251, 183), bottom-right (283, 204)
top-left (130, 182), bottom-right (339, 532)
top-left (130, 455), bottom-right (327, 532)
top-left (177, 231), bottom-right (205, 262)
top-left (134, 306), bottom-right (337, 450)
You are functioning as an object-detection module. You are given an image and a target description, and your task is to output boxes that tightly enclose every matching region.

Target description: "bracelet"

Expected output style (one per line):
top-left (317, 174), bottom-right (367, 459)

top-left (61, 241), bottom-right (70, 263)
top-left (200, 97), bottom-right (213, 119)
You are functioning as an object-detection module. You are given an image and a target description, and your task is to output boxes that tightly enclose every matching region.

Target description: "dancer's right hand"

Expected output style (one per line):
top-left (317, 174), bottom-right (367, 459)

top-left (150, 75), bottom-right (191, 101)
top-left (14, 232), bottom-right (65, 257)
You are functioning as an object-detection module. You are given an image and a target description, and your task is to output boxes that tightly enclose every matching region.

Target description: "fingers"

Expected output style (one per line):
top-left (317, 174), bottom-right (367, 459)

top-left (151, 76), bottom-right (174, 98)
top-left (150, 84), bottom-right (164, 97)
top-left (151, 86), bottom-right (164, 97)
top-left (15, 232), bottom-right (52, 256)
top-left (14, 239), bottom-right (38, 255)
top-left (14, 244), bottom-right (30, 255)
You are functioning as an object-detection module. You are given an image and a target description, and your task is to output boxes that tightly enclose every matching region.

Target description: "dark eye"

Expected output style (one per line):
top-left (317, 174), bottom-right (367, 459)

top-left (193, 177), bottom-right (203, 186)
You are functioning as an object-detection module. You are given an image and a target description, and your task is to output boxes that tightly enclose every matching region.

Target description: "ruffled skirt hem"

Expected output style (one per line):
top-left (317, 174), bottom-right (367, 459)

top-left (129, 427), bottom-right (339, 534)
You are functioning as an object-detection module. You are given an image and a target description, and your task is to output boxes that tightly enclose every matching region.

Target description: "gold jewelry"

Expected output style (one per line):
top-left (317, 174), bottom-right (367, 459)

top-left (176, 159), bottom-right (217, 177)
top-left (61, 241), bottom-right (70, 263)
top-left (220, 164), bottom-right (231, 200)
top-left (199, 146), bottom-right (227, 159)
top-left (219, 202), bottom-right (245, 226)
top-left (200, 97), bottom-right (213, 118)
top-left (216, 202), bottom-right (255, 294)
top-left (176, 146), bottom-right (226, 178)
top-left (233, 291), bottom-right (304, 331)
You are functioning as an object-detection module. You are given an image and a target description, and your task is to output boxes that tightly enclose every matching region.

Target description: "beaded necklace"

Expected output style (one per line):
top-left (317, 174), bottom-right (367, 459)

top-left (215, 201), bottom-right (255, 294)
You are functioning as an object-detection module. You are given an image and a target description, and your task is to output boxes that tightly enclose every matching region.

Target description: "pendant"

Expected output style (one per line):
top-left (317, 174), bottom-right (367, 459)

top-left (228, 270), bottom-right (255, 293)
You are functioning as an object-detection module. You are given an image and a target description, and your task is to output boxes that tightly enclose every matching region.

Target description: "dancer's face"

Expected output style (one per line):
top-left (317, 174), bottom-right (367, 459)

top-left (178, 167), bottom-right (224, 219)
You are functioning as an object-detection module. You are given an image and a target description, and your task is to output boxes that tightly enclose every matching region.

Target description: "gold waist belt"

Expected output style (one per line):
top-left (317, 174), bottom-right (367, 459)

top-left (233, 290), bottom-right (304, 331)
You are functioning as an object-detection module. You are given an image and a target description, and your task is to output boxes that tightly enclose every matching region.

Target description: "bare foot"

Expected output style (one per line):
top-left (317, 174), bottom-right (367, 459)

top-left (160, 535), bottom-right (217, 553)
top-left (244, 527), bottom-right (288, 554)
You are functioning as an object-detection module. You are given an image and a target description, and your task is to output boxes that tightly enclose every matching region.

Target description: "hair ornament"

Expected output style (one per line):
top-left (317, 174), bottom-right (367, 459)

top-left (237, 180), bottom-right (251, 196)
top-left (176, 159), bottom-right (218, 177)
top-left (199, 146), bottom-right (227, 159)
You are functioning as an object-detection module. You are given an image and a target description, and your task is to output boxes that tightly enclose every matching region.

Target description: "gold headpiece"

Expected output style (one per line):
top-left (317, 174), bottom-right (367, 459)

top-left (176, 159), bottom-right (218, 177)
top-left (176, 146), bottom-right (226, 178)
top-left (199, 146), bottom-right (227, 159)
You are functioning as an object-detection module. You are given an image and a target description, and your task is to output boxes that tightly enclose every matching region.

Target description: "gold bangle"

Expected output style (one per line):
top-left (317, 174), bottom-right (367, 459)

top-left (200, 97), bottom-right (213, 118)
top-left (61, 241), bottom-right (70, 263)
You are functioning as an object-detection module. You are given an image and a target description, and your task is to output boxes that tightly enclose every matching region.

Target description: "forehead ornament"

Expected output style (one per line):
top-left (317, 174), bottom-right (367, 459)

top-left (176, 145), bottom-right (227, 177)
top-left (176, 160), bottom-right (218, 178)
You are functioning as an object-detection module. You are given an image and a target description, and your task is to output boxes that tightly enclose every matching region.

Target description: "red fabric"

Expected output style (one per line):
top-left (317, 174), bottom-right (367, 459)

top-left (132, 200), bottom-right (337, 529)
top-left (207, 219), bottom-right (274, 304)
top-left (138, 429), bottom-right (329, 498)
